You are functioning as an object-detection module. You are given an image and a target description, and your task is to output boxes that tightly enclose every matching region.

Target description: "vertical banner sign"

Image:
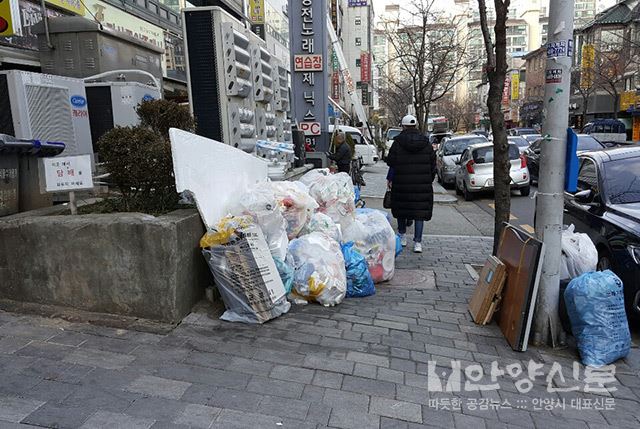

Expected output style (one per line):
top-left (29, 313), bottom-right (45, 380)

top-left (249, 0), bottom-right (266, 40)
top-left (502, 75), bottom-right (511, 106)
top-left (0, 0), bottom-right (21, 37)
top-left (289, 0), bottom-right (329, 151)
top-left (361, 83), bottom-right (369, 105)
top-left (360, 52), bottom-right (370, 83)
top-left (510, 72), bottom-right (519, 101)
top-left (580, 44), bottom-right (595, 90)
top-left (633, 117), bottom-right (640, 142)
top-left (332, 71), bottom-right (340, 101)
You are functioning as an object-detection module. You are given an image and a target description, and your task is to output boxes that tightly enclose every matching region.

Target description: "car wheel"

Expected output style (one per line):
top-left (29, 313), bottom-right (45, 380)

top-left (520, 186), bottom-right (531, 197)
top-left (463, 183), bottom-right (474, 201)
top-left (597, 252), bottom-right (612, 271)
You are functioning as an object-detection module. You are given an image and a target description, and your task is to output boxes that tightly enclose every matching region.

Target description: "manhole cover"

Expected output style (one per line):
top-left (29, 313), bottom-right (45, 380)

top-left (385, 269), bottom-right (436, 289)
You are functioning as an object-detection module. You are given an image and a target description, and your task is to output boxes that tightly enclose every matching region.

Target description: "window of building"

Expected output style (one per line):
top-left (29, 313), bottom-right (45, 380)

top-left (148, 2), bottom-right (158, 13)
top-left (355, 16), bottom-right (361, 25)
top-left (136, 0), bottom-right (145, 7)
top-left (356, 58), bottom-right (361, 67)
top-left (355, 37), bottom-right (362, 46)
top-left (160, 9), bottom-right (168, 19)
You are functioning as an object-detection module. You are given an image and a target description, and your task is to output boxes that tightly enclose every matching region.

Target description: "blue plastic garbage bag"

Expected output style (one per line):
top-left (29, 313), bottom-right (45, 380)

top-left (395, 235), bottom-right (403, 256)
top-left (341, 242), bottom-right (375, 297)
top-left (354, 186), bottom-right (361, 204)
top-left (274, 257), bottom-right (294, 294)
top-left (564, 270), bottom-right (631, 367)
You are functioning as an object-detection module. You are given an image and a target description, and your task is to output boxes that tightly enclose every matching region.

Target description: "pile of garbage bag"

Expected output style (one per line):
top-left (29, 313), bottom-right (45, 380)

top-left (564, 270), bottom-right (631, 367)
top-left (200, 170), bottom-right (399, 323)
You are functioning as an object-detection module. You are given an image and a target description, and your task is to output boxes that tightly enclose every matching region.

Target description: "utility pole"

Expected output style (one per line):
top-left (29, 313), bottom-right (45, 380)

top-left (533, 0), bottom-right (575, 347)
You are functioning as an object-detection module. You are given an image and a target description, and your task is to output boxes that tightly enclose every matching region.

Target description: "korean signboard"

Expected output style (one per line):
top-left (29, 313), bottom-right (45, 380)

top-left (545, 69), bottom-right (562, 84)
top-left (502, 76), bottom-right (510, 106)
top-left (360, 52), bottom-right (370, 83)
top-left (40, 155), bottom-right (93, 193)
top-left (46, 0), bottom-right (84, 15)
top-left (580, 44), bottom-right (595, 90)
top-left (547, 39), bottom-right (573, 58)
top-left (332, 71), bottom-right (340, 101)
top-left (289, 0), bottom-right (329, 150)
top-left (249, 0), bottom-right (265, 40)
top-left (0, 0), bottom-right (63, 50)
top-left (348, 0), bottom-right (367, 6)
top-left (510, 72), bottom-right (519, 101)
top-left (0, 0), bottom-right (20, 37)
top-left (361, 83), bottom-right (369, 106)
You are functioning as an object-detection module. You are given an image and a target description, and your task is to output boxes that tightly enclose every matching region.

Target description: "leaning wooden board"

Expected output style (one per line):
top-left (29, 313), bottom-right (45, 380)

top-left (469, 256), bottom-right (507, 325)
top-left (495, 223), bottom-right (545, 352)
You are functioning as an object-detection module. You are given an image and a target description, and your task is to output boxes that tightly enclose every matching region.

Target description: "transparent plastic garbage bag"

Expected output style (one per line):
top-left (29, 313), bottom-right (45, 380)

top-left (343, 209), bottom-right (396, 283)
top-left (299, 169), bottom-right (356, 230)
top-left (270, 181), bottom-right (319, 239)
top-left (287, 232), bottom-right (347, 306)
top-left (301, 212), bottom-right (342, 243)
top-left (560, 224), bottom-right (598, 280)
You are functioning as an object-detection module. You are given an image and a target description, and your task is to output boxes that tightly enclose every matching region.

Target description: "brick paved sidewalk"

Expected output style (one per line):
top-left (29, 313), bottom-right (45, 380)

top-left (1, 236), bottom-right (638, 429)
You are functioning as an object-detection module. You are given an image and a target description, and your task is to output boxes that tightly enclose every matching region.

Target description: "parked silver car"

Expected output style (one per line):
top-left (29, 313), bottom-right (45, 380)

top-left (455, 142), bottom-right (530, 201)
top-left (508, 135), bottom-right (530, 154)
top-left (435, 135), bottom-right (488, 186)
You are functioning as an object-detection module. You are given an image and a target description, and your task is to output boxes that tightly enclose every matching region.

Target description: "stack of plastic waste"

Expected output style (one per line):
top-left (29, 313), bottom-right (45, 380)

top-left (256, 140), bottom-right (295, 165)
top-left (287, 232), bottom-right (347, 306)
top-left (343, 208), bottom-right (396, 283)
top-left (299, 169), bottom-right (356, 230)
top-left (559, 225), bottom-right (598, 280)
top-left (200, 216), bottom-right (291, 324)
top-left (301, 212), bottom-right (342, 243)
top-left (564, 270), bottom-right (631, 367)
top-left (270, 181), bottom-right (319, 239)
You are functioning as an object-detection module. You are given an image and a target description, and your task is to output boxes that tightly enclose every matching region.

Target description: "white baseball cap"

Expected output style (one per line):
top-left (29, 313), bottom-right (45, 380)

top-left (401, 115), bottom-right (417, 126)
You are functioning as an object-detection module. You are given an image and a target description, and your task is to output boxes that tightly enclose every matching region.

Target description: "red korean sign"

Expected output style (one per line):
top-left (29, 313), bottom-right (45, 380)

top-left (299, 121), bottom-right (322, 136)
top-left (360, 52), bottom-right (370, 83)
top-left (502, 76), bottom-right (511, 106)
top-left (294, 54), bottom-right (323, 72)
top-left (332, 71), bottom-right (340, 101)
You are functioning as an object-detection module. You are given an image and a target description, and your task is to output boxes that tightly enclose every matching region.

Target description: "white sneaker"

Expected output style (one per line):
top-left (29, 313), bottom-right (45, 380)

top-left (400, 234), bottom-right (407, 247)
top-left (414, 242), bottom-right (422, 253)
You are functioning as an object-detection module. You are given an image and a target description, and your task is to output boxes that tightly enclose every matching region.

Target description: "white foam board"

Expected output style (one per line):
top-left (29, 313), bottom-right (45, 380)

top-left (169, 128), bottom-right (268, 229)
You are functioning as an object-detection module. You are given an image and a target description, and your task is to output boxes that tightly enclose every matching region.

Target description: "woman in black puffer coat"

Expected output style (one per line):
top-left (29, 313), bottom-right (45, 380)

top-left (385, 116), bottom-right (436, 252)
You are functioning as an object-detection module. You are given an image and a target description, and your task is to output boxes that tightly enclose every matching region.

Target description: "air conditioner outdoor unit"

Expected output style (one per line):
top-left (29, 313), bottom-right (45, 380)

top-left (85, 81), bottom-right (162, 144)
top-left (0, 71), bottom-right (93, 161)
top-left (183, 6), bottom-right (290, 152)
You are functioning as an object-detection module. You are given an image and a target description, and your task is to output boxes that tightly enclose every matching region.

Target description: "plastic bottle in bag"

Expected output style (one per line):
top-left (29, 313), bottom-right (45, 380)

top-left (343, 209), bottom-right (396, 283)
top-left (270, 181), bottom-right (319, 239)
top-left (299, 169), bottom-right (356, 230)
top-left (301, 212), bottom-right (342, 243)
top-left (234, 182), bottom-right (289, 261)
top-left (287, 232), bottom-right (347, 306)
top-left (564, 270), bottom-right (631, 367)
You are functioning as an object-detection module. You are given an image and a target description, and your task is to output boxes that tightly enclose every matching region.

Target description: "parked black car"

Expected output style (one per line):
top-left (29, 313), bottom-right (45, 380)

top-left (525, 134), bottom-right (606, 183)
top-left (563, 147), bottom-right (640, 319)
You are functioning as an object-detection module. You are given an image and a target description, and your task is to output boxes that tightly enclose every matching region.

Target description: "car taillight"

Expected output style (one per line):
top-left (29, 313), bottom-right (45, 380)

top-left (520, 154), bottom-right (527, 168)
top-left (466, 160), bottom-right (475, 174)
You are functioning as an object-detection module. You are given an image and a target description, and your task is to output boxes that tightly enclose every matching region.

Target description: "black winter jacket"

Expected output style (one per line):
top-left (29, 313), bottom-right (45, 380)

top-left (386, 128), bottom-right (436, 221)
top-left (329, 143), bottom-right (352, 167)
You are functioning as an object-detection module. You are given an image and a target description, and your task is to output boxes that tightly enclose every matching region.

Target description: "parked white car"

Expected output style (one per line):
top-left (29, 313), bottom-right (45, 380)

top-left (384, 127), bottom-right (402, 156)
top-left (329, 125), bottom-right (378, 166)
top-left (455, 142), bottom-right (530, 201)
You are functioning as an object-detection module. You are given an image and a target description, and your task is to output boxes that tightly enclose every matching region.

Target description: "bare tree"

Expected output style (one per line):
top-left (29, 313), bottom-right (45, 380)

top-left (438, 96), bottom-right (479, 132)
top-left (381, 0), bottom-right (473, 132)
top-left (378, 75), bottom-right (413, 127)
top-left (571, 68), bottom-right (596, 129)
top-left (478, 0), bottom-right (510, 254)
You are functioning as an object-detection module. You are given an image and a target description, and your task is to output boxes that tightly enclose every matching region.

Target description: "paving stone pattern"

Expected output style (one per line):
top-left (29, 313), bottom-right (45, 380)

top-left (0, 236), bottom-right (639, 428)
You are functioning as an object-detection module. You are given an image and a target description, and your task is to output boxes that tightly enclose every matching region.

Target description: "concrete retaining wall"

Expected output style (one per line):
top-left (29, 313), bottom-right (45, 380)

top-left (0, 209), bottom-right (211, 323)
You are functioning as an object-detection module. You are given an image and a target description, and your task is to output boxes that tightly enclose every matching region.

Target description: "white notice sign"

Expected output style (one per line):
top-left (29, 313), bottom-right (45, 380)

top-left (40, 155), bottom-right (93, 193)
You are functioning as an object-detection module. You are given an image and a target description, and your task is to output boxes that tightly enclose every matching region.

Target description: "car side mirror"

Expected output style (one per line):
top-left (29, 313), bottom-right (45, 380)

top-left (573, 189), bottom-right (601, 207)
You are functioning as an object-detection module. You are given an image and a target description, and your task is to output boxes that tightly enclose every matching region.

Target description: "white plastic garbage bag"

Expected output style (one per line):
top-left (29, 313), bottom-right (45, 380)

top-left (343, 208), bottom-right (396, 283)
top-left (560, 225), bottom-right (598, 280)
top-left (287, 232), bottom-right (347, 306)
top-left (270, 181), bottom-right (319, 239)
top-left (234, 182), bottom-right (289, 261)
top-left (299, 169), bottom-right (356, 230)
top-left (301, 212), bottom-right (342, 243)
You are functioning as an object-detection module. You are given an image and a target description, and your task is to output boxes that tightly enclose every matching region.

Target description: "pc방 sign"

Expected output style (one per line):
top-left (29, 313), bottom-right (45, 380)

top-left (40, 154), bottom-right (93, 193)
